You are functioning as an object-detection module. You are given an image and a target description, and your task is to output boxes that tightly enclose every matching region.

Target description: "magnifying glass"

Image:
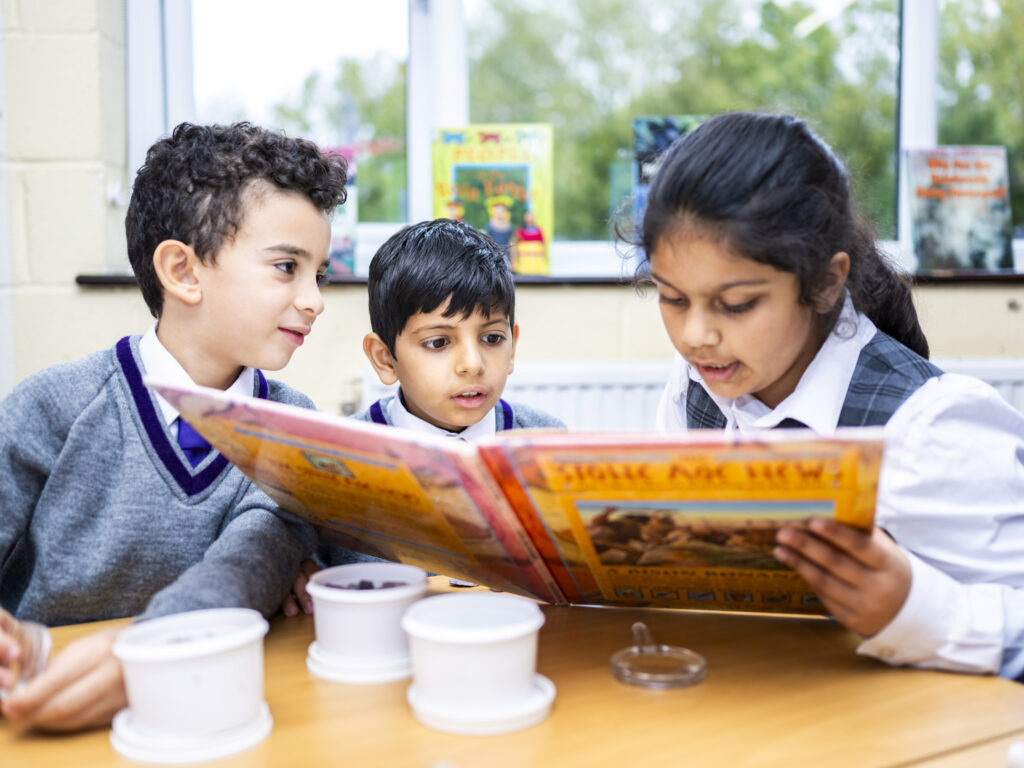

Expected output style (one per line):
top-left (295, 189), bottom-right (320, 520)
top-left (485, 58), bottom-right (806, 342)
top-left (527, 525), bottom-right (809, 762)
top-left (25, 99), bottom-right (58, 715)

top-left (610, 621), bottom-right (706, 689)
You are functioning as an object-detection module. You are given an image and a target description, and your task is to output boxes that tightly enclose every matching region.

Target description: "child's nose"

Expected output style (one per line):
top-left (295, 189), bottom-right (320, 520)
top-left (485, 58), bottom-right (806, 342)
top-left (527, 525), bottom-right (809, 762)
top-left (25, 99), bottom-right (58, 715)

top-left (296, 277), bottom-right (325, 317)
top-left (456, 344), bottom-right (485, 374)
top-left (680, 309), bottom-right (720, 348)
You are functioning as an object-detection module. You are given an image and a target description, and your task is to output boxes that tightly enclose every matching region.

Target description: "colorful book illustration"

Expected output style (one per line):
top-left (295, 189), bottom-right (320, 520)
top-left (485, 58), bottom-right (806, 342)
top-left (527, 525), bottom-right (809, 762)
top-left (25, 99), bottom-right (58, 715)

top-left (432, 124), bottom-right (553, 276)
top-left (904, 146), bottom-right (1014, 272)
top-left (323, 146), bottom-right (357, 277)
top-left (632, 116), bottom-right (706, 229)
top-left (151, 380), bottom-right (884, 616)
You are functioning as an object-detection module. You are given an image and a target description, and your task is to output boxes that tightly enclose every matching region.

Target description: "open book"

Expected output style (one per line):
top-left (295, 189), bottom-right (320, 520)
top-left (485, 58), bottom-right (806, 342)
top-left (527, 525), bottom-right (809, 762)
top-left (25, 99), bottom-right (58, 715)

top-left (150, 380), bottom-right (884, 616)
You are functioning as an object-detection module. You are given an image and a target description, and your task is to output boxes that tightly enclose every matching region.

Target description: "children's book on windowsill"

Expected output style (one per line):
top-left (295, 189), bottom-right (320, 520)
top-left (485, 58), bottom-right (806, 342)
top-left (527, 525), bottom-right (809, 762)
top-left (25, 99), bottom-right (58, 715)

top-left (904, 145), bottom-right (1015, 273)
top-left (149, 379), bottom-right (884, 617)
top-left (431, 123), bottom-right (553, 276)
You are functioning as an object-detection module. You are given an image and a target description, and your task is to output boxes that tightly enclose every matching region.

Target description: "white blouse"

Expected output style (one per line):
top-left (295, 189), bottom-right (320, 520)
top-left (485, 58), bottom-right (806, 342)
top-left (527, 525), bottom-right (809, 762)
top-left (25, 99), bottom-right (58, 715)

top-left (655, 301), bottom-right (1024, 678)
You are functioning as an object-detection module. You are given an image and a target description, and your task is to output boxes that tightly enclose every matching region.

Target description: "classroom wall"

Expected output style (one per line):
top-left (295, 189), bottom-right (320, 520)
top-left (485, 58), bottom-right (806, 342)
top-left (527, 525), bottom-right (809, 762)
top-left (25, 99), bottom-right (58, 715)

top-left (0, 0), bottom-right (133, 391)
top-left (1, 0), bottom-right (1022, 415)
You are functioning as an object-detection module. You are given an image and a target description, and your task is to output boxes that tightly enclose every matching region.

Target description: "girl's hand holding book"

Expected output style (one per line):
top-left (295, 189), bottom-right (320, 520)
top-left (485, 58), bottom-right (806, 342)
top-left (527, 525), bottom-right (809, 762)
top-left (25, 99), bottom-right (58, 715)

top-left (774, 520), bottom-right (912, 637)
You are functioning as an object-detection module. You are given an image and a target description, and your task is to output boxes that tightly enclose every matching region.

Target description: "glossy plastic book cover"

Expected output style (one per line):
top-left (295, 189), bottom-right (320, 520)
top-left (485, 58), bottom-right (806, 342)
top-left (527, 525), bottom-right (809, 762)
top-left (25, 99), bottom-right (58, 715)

top-left (151, 379), bottom-right (884, 616)
top-left (431, 123), bottom-right (553, 275)
top-left (904, 145), bottom-right (1014, 273)
top-left (150, 379), bottom-right (563, 603)
top-left (478, 430), bottom-right (883, 615)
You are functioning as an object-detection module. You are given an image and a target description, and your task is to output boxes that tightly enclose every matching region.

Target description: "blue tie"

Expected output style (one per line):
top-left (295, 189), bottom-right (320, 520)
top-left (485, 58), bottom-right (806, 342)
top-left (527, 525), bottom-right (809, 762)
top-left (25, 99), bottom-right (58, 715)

top-left (176, 418), bottom-right (211, 467)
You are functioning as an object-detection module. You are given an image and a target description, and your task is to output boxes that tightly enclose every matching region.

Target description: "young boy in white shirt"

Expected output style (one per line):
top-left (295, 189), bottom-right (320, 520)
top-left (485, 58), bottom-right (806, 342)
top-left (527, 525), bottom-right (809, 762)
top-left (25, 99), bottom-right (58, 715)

top-left (355, 218), bottom-right (563, 436)
top-left (299, 219), bottom-right (564, 577)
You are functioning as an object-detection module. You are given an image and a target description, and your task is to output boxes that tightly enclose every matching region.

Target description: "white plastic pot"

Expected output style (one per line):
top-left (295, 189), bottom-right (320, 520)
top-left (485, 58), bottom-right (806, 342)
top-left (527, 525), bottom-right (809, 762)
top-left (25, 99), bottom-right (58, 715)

top-left (305, 562), bottom-right (428, 683)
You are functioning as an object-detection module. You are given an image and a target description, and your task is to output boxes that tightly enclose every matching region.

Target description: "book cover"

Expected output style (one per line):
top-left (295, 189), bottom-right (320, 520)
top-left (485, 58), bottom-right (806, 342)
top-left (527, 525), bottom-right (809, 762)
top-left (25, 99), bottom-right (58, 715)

top-left (323, 146), bottom-right (357, 277)
top-left (905, 146), bottom-right (1014, 272)
top-left (632, 116), bottom-right (706, 230)
top-left (479, 431), bottom-right (881, 615)
top-left (432, 124), bottom-right (553, 276)
top-left (151, 380), bottom-right (884, 617)
top-left (151, 380), bottom-right (562, 603)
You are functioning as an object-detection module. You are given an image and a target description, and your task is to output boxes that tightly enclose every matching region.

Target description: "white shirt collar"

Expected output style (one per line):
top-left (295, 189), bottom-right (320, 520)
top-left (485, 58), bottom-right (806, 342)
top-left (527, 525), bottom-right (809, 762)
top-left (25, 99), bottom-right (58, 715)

top-left (386, 389), bottom-right (498, 442)
top-left (139, 323), bottom-right (255, 426)
top-left (690, 294), bottom-right (877, 435)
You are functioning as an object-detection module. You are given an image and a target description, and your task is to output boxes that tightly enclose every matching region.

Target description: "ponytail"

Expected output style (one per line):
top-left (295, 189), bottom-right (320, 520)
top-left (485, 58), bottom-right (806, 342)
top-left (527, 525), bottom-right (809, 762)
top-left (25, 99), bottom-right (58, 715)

top-left (845, 218), bottom-right (929, 357)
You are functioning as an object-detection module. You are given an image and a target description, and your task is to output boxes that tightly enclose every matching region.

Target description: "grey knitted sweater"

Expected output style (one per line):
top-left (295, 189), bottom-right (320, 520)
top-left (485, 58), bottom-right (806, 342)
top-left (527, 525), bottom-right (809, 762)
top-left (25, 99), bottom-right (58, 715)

top-left (0, 336), bottom-right (317, 626)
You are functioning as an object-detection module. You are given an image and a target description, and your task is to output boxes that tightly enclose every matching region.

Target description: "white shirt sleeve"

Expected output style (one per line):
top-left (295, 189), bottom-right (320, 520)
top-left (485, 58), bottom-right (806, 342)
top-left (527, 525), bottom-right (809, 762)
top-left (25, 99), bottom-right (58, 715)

top-left (858, 374), bottom-right (1024, 677)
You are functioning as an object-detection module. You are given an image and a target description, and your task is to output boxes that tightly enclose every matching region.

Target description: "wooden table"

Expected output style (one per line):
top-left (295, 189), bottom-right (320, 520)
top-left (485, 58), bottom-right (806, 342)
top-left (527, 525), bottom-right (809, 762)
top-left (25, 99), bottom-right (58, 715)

top-left (5, 579), bottom-right (1024, 768)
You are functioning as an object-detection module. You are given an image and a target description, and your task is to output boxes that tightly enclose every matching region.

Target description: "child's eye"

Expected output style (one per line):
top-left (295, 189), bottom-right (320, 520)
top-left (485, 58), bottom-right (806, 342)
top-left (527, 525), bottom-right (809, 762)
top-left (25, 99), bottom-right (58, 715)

top-left (720, 299), bottom-right (757, 314)
top-left (315, 272), bottom-right (330, 287)
top-left (275, 261), bottom-right (297, 276)
top-left (658, 293), bottom-right (688, 308)
top-left (482, 333), bottom-right (506, 345)
top-left (423, 338), bottom-right (449, 351)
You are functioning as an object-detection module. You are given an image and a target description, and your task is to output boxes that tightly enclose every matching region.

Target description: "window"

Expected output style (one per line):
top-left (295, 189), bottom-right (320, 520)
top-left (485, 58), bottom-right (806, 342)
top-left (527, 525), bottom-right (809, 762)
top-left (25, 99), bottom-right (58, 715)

top-left (188, 0), bottom-right (409, 275)
top-left (937, 0), bottom-right (1023, 236)
top-left (465, 0), bottom-right (900, 242)
top-left (192, 0), bottom-right (408, 222)
top-left (131, 1), bottom-right (993, 278)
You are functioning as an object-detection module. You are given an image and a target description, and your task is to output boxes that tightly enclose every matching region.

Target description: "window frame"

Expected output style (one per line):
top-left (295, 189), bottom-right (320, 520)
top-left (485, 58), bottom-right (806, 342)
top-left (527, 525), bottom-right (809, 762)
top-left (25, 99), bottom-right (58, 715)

top-left (126, 0), bottom-right (195, 189)
top-left (130, 0), bottom-right (1006, 280)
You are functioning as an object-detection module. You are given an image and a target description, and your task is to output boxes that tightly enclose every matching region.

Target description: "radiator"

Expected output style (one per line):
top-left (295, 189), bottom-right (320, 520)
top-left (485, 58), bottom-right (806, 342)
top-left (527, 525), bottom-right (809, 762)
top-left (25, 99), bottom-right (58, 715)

top-left (502, 361), bottom-right (671, 431)
top-left (360, 357), bottom-right (1024, 432)
top-left (358, 361), bottom-right (668, 431)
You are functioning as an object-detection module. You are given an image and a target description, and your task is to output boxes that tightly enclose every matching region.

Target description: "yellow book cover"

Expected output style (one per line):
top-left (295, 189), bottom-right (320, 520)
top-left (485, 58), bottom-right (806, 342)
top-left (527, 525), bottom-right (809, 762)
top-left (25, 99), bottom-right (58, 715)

top-left (478, 431), bottom-right (882, 615)
top-left (432, 123), bottom-right (553, 275)
top-left (151, 379), bottom-right (884, 617)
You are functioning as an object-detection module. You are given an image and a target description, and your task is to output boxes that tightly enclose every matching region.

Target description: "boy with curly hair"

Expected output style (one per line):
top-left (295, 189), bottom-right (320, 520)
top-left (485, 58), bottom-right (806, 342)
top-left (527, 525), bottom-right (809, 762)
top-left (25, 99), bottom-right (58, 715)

top-left (0, 122), bottom-right (347, 730)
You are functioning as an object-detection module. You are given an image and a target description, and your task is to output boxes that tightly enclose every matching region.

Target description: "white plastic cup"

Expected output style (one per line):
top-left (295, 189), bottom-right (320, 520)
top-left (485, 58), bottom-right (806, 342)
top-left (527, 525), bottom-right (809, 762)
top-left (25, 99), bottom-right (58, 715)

top-left (112, 608), bottom-right (268, 738)
top-left (305, 563), bottom-right (428, 681)
top-left (401, 593), bottom-right (546, 717)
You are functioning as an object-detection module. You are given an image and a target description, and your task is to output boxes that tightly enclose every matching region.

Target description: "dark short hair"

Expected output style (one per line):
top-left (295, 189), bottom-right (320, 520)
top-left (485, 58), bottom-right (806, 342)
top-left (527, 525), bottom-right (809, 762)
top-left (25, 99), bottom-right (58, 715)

top-left (368, 218), bottom-right (516, 354)
top-left (126, 122), bottom-right (349, 317)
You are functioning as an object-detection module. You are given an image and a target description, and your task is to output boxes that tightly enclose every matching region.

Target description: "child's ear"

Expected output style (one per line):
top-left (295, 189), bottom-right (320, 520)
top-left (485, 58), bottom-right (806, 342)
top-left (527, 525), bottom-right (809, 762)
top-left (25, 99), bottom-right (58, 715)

top-left (152, 240), bottom-right (202, 307)
top-left (813, 251), bottom-right (850, 314)
top-left (507, 324), bottom-right (520, 375)
top-left (363, 333), bottom-right (399, 386)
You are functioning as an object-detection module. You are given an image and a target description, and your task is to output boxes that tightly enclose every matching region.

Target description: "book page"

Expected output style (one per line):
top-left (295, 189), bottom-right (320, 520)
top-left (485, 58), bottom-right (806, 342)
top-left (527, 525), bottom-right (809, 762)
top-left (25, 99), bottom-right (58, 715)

top-left (481, 430), bottom-right (883, 615)
top-left (150, 380), bottom-right (562, 602)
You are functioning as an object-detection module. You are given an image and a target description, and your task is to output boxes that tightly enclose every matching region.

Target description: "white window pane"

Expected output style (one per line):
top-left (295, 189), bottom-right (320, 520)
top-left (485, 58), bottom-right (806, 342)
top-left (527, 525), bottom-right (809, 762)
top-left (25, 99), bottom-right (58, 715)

top-left (465, 0), bottom-right (899, 242)
top-left (938, 0), bottom-right (1024, 236)
top-left (191, 0), bottom-right (409, 226)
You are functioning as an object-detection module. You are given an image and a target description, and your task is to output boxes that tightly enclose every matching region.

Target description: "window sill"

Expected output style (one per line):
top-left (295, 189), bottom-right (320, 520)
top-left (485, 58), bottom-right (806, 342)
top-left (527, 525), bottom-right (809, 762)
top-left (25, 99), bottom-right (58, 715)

top-left (74, 273), bottom-right (640, 287)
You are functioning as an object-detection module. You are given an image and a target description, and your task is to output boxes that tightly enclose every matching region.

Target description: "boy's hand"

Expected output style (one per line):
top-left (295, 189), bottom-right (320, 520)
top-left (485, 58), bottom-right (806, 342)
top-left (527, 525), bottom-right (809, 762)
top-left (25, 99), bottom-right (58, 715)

top-left (774, 520), bottom-right (912, 637)
top-left (0, 621), bottom-right (20, 692)
top-left (282, 558), bottom-right (320, 617)
top-left (1, 626), bottom-right (125, 731)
